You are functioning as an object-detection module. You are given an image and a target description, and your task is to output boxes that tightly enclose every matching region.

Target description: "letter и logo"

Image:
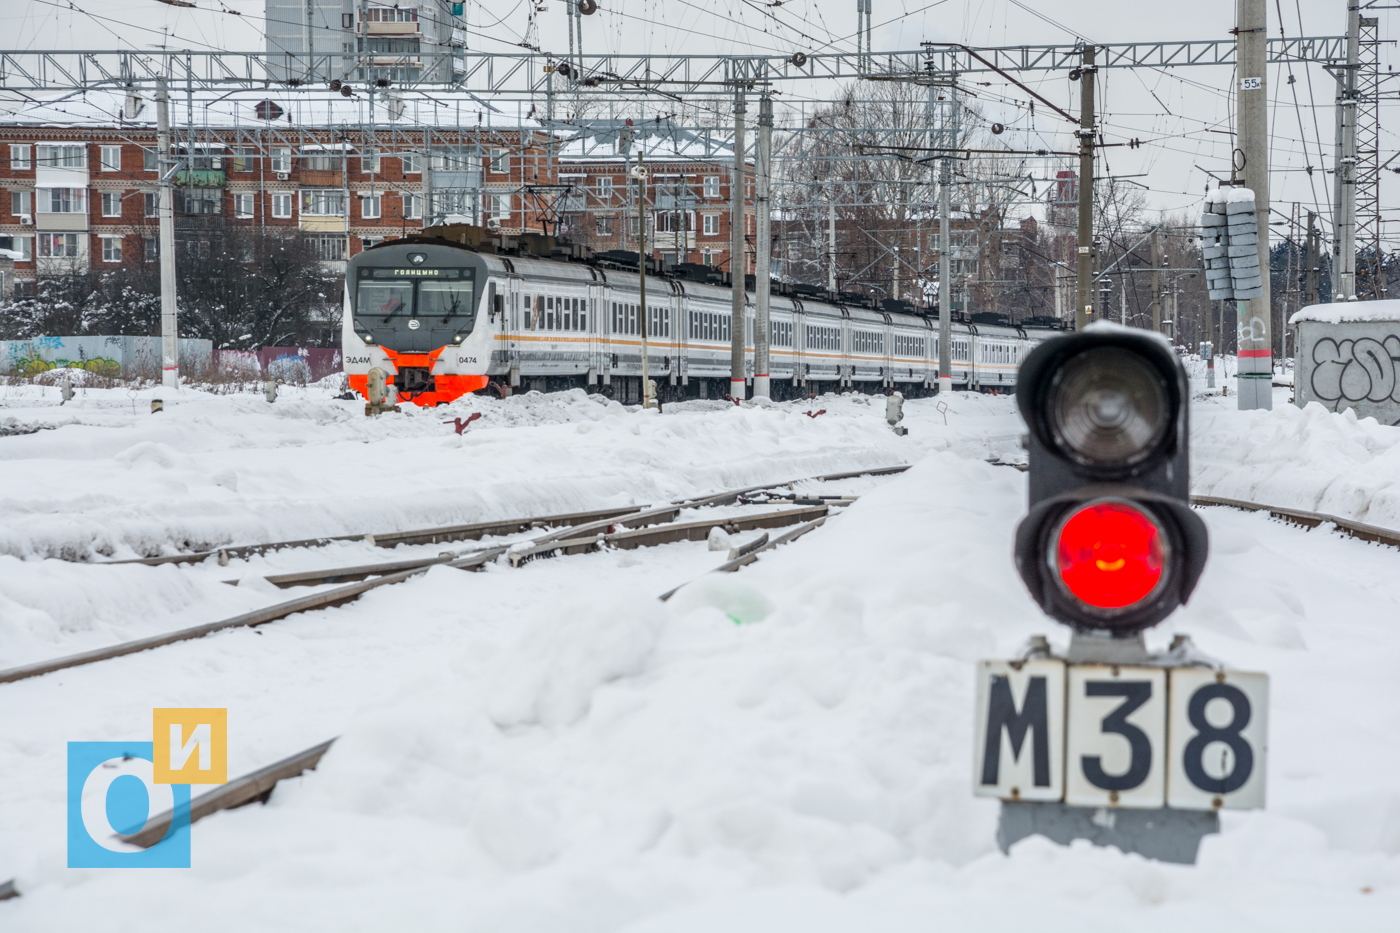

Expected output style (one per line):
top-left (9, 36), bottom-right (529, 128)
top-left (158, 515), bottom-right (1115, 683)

top-left (153, 708), bottom-right (228, 785)
top-left (67, 742), bottom-right (191, 868)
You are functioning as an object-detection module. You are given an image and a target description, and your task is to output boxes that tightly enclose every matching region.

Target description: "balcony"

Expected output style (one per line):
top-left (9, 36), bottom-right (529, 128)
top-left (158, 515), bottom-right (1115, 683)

top-left (174, 169), bottom-right (225, 187)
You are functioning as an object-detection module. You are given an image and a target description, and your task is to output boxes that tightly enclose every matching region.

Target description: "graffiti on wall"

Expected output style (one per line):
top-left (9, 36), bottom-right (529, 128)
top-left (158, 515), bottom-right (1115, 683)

top-left (1310, 336), bottom-right (1400, 408)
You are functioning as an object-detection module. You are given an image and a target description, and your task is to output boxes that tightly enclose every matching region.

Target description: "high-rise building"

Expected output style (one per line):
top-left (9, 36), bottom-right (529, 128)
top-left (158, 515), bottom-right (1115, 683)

top-left (265, 1), bottom-right (466, 86)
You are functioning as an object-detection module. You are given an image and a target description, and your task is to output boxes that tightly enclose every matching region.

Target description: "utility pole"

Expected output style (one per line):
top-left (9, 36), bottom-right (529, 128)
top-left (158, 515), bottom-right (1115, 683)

top-left (1305, 211), bottom-right (1321, 306)
top-left (753, 95), bottom-right (773, 399)
top-left (636, 152), bottom-right (654, 408)
top-left (827, 185), bottom-right (836, 292)
top-left (422, 127), bottom-right (433, 227)
top-left (1151, 227), bottom-right (1162, 334)
top-left (1237, 0), bottom-right (1273, 410)
top-left (156, 76), bottom-right (178, 390)
top-left (938, 152), bottom-right (952, 394)
top-left (1075, 46), bottom-right (1096, 332)
top-left (342, 135), bottom-right (350, 261)
top-left (1333, 0), bottom-right (1360, 301)
top-left (730, 88), bottom-right (747, 400)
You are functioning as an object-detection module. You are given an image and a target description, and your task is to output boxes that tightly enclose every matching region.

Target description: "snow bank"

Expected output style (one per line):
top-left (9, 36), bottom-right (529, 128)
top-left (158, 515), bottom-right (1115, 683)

top-left (1290, 299), bottom-right (1400, 325)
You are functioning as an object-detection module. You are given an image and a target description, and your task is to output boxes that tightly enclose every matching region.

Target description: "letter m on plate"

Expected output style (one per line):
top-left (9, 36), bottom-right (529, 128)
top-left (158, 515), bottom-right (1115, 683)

top-left (973, 660), bottom-right (1065, 801)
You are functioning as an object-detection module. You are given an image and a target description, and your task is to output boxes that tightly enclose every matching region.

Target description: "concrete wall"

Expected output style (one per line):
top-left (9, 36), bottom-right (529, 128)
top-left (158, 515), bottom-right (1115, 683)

top-left (0, 335), bottom-right (213, 377)
top-left (1295, 318), bottom-right (1400, 425)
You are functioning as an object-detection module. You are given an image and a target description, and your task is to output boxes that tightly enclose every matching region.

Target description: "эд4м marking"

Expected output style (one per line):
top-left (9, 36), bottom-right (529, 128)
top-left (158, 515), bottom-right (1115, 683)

top-left (971, 326), bottom-right (1268, 865)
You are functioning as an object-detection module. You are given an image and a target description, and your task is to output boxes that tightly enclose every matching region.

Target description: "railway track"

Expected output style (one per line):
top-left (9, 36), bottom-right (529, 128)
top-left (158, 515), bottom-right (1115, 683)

top-left (5, 471), bottom-right (1400, 900)
top-left (0, 465), bottom-right (909, 686)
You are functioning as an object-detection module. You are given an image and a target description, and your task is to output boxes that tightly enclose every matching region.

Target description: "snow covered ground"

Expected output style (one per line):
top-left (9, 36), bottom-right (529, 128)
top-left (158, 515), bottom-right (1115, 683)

top-left (1, 374), bottom-right (1398, 930)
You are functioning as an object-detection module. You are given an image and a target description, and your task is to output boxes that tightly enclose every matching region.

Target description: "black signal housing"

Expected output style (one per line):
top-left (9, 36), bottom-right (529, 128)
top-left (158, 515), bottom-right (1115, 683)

top-left (1014, 329), bottom-right (1209, 634)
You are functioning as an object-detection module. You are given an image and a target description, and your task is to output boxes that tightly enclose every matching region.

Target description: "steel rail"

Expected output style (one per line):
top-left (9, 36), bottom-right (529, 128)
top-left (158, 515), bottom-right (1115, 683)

top-left (0, 468), bottom-right (909, 685)
top-left (96, 465), bottom-right (907, 569)
top-left (1190, 495), bottom-right (1400, 549)
top-left (103, 505), bottom-right (645, 568)
top-left (507, 505), bottom-right (828, 567)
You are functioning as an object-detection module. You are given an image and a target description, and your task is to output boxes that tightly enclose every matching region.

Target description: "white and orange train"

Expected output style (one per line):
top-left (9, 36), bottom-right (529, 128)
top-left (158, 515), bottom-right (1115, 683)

top-left (343, 232), bottom-right (1062, 406)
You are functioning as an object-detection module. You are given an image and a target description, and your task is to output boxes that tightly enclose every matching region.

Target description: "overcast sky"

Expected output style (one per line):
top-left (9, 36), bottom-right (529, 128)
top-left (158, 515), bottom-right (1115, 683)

top-left (4, 0), bottom-right (1393, 241)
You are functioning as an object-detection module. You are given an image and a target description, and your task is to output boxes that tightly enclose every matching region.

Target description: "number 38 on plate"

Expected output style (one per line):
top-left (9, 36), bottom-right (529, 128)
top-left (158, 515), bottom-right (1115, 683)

top-left (973, 659), bottom-right (1268, 811)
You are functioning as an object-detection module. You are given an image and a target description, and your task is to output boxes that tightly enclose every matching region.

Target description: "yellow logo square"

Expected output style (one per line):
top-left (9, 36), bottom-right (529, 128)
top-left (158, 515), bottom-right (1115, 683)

top-left (152, 708), bottom-right (227, 785)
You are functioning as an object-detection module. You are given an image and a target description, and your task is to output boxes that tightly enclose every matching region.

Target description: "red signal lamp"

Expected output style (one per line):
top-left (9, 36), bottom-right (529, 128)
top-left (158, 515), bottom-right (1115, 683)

top-left (1052, 501), bottom-right (1167, 610)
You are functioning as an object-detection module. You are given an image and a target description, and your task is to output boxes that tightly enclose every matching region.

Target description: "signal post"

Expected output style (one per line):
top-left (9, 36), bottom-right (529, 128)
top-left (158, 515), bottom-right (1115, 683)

top-left (974, 326), bottom-right (1268, 864)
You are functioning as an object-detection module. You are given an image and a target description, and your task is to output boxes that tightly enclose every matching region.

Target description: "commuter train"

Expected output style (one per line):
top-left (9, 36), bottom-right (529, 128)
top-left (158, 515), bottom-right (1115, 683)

top-left (342, 228), bottom-right (1064, 406)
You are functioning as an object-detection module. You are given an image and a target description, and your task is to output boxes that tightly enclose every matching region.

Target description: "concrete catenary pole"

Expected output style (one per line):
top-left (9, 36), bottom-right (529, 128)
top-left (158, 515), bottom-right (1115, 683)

top-left (1306, 211), bottom-right (1321, 306)
top-left (753, 95), bottom-right (773, 399)
top-left (1333, 0), bottom-right (1360, 301)
top-left (730, 89), bottom-right (748, 400)
top-left (827, 185), bottom-right (836, 292)
top-left (637, 150), bottom-right (654, 408)
top-left (1237, 0), bottom-right (1273, 410)
top-left (157, 76), bottom-right (179, 389)
top-left (938, 152), bottom-right (952, 395)
top-left (422, 127), bottom-right (433, 228)
top-left (1076, 46), bottom-right (1096, 332)
top-left (1151, 228), bottom-right (1162, 333)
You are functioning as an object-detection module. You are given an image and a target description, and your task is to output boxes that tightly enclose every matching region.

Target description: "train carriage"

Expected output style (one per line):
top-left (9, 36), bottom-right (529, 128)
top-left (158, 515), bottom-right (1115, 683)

top-left (343, 231), bottom-right (1062, 407)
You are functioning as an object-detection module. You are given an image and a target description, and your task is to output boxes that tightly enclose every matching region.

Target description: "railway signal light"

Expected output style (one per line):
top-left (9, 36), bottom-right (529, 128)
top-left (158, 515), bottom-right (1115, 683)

top-left (1013, 328), bottom-right (1208, 634)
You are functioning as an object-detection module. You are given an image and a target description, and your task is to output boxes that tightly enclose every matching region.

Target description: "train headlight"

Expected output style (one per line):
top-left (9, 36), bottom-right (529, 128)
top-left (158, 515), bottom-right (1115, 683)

top-left (452, 335), bottom-right (464, 343)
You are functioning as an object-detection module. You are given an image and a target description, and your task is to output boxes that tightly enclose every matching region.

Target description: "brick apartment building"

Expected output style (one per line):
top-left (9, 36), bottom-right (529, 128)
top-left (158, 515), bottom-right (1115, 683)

top-left (0, 124), bottom-right (754, 293)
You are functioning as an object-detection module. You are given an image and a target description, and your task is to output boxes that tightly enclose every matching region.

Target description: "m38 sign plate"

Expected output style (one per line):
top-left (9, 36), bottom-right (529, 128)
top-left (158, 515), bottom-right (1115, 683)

top-left (974, 660), bottom-right (1268, 811)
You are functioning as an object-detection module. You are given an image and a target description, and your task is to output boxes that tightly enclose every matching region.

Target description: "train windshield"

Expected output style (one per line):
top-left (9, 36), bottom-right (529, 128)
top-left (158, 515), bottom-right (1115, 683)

top-left (419, 279), bottom-right (474, 320)
top-left (357, 282), bottom-right (414, 320)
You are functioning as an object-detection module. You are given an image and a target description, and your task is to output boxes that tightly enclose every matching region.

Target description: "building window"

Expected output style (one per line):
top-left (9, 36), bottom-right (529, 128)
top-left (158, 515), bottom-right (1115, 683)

top-left (487, 149), bottom-right (508, 175)
top-left (271, 192), bottom-right (294, 219)
top-left (309, 235), bottom-right (347, 261)
top-left (361, 237), bottom-right (383, 250)
top-left (230, 149), bottom-right (254, 172)
top-left (404, 193), bottom-right (422, 219)
top-left (702, 213), bottom-right (719, 236)
top-left (703, 176), bottom-right (720, 198)
top-left (360, 192), bottom-right (381, 219)
top-left (144, 192), bottom-right (158, 217)
top-left (595, 215), bottom-right (612, 237)
top-left (300, 189), bottom-right (345, 216)
top-left (233, 193), bottom-right (255, 218)
top-left (488, 193), bottom-right (511, 221)
top-left (362, 149), bottom-right (380, 174)
top-left (142, 148), bottom-right (158, 172)
top-left (101, 191), bottom-right (122, 217)
top-left (302, 151), bottom-right (339, 171)
top-left (11, 191), bottom-right (32, 220)
top-left (144, 237), bottom-right (158, 262)
top-left (7, 236), bottom-right (33, 260)
top-left (702, 249), bottom-right (713, 266)
top-left (41, 188), bottom-right (87, 213)
top-left (270, 148), bottom-right (292, 174)
top-left (101, 236), bottom-right (122, 262)
top-left (36, 145), bottom-right (85, 168)
top-left (100, 146), bottom-right (122, 172)
top-left (363, 5), bottom-right (418, 22)
top-left (10, 145), bottom-right (31, 171)
top-left (595, 176), bottom-right (613, 200)
top-left (401, 152), bottom-right (421, 174)
top-left (38, 233), bottom-right (80, 258)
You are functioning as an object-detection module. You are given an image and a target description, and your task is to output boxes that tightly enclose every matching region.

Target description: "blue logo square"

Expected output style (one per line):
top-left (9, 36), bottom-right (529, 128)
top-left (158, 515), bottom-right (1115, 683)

top-left (67, 741), bottom-right (191, 868)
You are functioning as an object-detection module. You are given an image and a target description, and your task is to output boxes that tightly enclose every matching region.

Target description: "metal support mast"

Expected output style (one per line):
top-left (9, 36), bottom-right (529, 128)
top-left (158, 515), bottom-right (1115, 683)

top-left (730, 89), bottom-right (747, 400)
top-left (1306, 211), bottom-right (1321, 306)
top-left (1237, 0), bottom-right (1273, 410)
top-left (1076, 46), bottom-right (1096, 331)
top-left (157, 76), bottom-right (179, 389)
top-left (754, 95), bottom-right (773, 399)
